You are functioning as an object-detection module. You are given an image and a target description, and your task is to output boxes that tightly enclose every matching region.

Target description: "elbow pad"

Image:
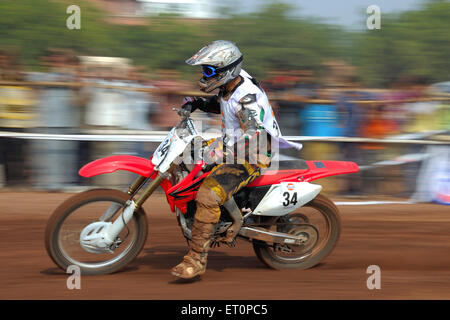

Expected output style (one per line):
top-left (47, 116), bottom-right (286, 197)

top-left (236, 94), bottom-right (264, 135)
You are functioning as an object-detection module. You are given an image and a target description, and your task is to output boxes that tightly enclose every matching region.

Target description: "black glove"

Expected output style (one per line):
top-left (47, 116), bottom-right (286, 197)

top-left (182, 97), bottom-right (206, 113)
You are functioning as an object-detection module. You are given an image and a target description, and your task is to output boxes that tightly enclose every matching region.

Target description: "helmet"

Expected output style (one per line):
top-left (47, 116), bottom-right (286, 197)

top-left (186, 40), bottom-right (243, 93)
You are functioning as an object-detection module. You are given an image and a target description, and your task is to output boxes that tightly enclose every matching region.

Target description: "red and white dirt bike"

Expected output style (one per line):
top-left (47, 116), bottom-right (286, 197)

top-left (45, 108), bottom-right (359, 275)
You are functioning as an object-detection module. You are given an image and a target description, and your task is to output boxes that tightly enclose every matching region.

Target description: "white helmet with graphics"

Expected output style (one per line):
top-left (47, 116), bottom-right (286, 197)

top-left (186, 40), bottom-right (243, 93)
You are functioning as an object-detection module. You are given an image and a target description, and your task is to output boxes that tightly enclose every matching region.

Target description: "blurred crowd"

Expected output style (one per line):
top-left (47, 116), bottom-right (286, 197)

top-left (0, 48), bottom-right (448, 196)
top-left (263, 65), bottom-right (449, 197)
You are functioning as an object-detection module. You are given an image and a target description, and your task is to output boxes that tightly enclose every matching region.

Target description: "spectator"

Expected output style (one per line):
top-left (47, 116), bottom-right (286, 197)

top-left (359, 102), bottom-right (397, 195)
top-left (152, 69), bottom-right (193, 130)
top-left (27, 49), bottom-right (80, 191)
top-left (0, 47), bottom-right (36, 187)
top-left (299, 88), bottom-right (343, 193)
top-left (335, 87), bottom-right (366, 195)
top-left (122, 66), bottom-right (158, 132)
top-left (299, 88), bottom-right (343, 137)
top-left (120, 66), bottom-right (158, 159)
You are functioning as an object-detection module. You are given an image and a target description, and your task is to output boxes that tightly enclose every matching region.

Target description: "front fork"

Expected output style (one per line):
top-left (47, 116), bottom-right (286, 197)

top-left (100, 171), bottom-right (165, 246)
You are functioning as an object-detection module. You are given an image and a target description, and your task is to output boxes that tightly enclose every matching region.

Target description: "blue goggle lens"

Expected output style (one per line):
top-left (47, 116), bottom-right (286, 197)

top-left (202, 66), bottom-right (217, 78)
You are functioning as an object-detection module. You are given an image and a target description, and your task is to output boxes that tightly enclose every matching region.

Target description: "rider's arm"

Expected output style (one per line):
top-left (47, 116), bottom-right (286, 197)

top-left (203, 94), bottom-right (271, 168)
top-left (232, 94), bottom-right (271, 167)
top-left (236, 94), bottom-right (263, 135)
top-left (183, 95), bottom-right (221, 114)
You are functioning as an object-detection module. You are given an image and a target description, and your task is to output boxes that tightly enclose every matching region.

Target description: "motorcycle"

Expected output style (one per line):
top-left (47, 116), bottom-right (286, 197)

top-left (45, 107), bottom-right (359, 275)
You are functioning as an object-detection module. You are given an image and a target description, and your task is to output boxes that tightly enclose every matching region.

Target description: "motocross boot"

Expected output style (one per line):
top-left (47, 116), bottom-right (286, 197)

top-left (171, 219), bottom-right (216, 279)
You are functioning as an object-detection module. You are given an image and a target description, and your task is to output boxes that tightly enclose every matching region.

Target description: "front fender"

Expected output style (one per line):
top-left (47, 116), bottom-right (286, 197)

top-left (79, 155), bottom-right (155, 178)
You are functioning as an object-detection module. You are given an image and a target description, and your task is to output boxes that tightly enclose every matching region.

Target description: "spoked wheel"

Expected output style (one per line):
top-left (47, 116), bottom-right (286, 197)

top-left (45, 189), bottom-right (148, 275)
top-left (252, 194), bottom-right (340, 270)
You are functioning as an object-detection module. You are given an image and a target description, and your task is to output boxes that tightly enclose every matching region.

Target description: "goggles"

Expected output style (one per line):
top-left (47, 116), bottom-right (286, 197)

top-left (201, 55), bottom-right (243, 78)
top-left (201, 65), bottom-right (218, 78)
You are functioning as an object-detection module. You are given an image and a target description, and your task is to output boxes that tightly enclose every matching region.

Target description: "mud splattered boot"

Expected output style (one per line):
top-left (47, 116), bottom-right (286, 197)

top-left (171, 219), bottom-right (216, 279)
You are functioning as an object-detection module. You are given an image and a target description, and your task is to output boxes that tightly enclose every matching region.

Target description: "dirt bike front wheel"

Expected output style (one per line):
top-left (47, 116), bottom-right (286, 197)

top-left (252, 194), bottom-right (340, 270)
top-left (45, 189), bottom-right (148, 275)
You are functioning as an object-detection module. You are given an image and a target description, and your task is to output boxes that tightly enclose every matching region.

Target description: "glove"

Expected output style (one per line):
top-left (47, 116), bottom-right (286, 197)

top-left (182, 97), bottom-right (206, 113)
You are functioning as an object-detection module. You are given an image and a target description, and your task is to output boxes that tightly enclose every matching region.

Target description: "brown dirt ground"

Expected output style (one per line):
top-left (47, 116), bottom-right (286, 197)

top-left (0, 192), bottom-right (449, 300)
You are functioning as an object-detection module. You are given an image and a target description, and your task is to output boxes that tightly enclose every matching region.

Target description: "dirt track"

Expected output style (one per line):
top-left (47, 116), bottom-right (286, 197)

top-left (0, 192), bottom-right (449, 300)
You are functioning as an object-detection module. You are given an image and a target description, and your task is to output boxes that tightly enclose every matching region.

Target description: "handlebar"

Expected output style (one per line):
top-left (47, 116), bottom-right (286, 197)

top-left (172, 105), bottom-right (192, 119)
top-left (173, 106), bottom-right (197, 136)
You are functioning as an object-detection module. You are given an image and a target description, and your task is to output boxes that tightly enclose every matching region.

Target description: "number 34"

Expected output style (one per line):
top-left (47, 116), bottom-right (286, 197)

top-left (282, 192), bottom-right (298, 207)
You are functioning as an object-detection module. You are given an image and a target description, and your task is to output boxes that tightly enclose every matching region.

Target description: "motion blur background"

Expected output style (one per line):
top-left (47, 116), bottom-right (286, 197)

top-left (0, 0), bottom-right (448, 202)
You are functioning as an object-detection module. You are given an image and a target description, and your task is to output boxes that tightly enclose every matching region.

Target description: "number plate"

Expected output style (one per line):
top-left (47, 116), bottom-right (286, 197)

top-left (280, 182), bottom-right (298, 207)
top-left (152, 128), bottom-right (175, 166)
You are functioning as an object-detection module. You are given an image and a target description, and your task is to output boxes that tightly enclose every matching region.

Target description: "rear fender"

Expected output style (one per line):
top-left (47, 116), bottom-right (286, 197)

top-left (249, 160), bottom-right (359, 186)
top-left (79, 155), bottom-right (155, 178)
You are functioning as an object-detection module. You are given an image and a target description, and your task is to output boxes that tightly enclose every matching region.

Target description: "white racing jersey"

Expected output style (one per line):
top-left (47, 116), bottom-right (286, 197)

top-left (219, 69), bottom-right (303, 151)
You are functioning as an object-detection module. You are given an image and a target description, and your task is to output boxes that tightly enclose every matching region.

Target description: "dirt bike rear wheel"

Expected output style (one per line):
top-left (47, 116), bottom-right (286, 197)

top-left (45, 189), bottom-right (148, 275)
top-left (252, 194), bottom-right (340, 270)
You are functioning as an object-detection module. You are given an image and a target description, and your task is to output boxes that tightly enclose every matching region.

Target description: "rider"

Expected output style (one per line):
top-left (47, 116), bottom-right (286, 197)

top-left (171, 40), bottom-right (302, 279)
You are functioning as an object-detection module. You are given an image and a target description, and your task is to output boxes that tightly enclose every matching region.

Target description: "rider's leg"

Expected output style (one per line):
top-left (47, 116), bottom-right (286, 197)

top-left (171, 163), bottom-right (260, 279)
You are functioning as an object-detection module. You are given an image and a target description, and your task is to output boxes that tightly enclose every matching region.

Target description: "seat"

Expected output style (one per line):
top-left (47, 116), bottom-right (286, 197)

top-left (276, 159), bottom-right (309, 170)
